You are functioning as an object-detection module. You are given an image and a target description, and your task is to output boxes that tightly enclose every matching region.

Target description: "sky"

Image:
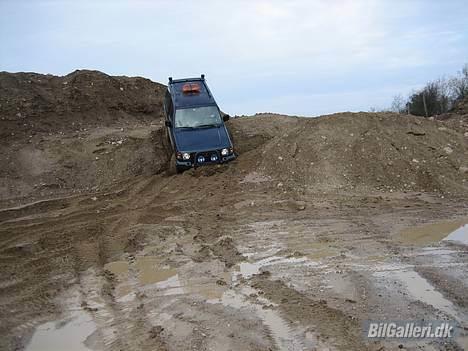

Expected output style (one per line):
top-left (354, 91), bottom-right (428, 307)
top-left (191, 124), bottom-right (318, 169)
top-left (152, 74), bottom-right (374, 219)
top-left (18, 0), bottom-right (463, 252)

top-left (1, 0), bottom-right (467, 116)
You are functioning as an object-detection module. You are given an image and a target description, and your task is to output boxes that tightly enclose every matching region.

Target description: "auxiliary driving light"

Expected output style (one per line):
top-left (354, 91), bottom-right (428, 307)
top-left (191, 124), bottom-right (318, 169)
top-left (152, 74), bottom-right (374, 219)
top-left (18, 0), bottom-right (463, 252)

top-left (221, 148), bottom-right (229, 156)
top-left (211, 154), bottom-right (218, 162)
top-left (197, 155), bottom-right (205, 163)
top-left (182, 152), bottom-right (191, 160)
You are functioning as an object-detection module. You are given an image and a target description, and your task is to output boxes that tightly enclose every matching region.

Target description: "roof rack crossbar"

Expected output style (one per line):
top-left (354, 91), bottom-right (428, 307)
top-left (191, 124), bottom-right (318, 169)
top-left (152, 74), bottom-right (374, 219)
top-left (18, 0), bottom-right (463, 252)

top-left (170, 77), bottom-right (204, 84)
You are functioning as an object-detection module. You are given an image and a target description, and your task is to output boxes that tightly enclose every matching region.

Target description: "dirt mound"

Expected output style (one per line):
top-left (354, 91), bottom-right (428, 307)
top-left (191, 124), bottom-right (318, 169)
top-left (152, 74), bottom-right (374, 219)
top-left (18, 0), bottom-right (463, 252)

top-left (0, 70), bottom-right (168, 206)
top-left (1, 70), bottom-right (468, 206)
top-left (231, 112), bottom-right (468, 194)
top-left (0, 70), bottom-right (166, 141)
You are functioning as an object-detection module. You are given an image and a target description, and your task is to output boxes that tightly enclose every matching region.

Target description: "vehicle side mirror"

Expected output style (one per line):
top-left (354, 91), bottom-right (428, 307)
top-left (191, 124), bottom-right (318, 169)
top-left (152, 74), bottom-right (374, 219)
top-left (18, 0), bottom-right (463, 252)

top-left (165, 120), bottom-right (172, 127)
top-left (223, 114), bottom-right (230, 122)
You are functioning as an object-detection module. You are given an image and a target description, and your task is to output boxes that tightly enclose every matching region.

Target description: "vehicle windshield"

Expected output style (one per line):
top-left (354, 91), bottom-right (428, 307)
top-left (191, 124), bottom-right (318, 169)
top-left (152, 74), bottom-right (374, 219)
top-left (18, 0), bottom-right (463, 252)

top-left (175, 106), bottom-right (222, 128)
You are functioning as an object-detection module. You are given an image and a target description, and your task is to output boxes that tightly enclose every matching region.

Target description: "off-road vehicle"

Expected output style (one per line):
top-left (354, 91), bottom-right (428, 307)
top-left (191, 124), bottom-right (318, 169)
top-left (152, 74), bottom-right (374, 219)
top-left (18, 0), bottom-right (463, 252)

top-left (164, 75), bottom-right (235, 173)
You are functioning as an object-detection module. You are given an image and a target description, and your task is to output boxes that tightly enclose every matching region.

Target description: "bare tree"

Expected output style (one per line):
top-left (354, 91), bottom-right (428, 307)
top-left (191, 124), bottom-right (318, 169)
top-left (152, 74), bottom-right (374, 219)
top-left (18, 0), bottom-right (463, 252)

top-left (390, 94), bottom-right (407, 113)
top-left (408, 78), bottom-right (451, 117)
top-left (448, 63), bottom-right (468, 104)
top-left (387, 63), bottom-right (467, 117)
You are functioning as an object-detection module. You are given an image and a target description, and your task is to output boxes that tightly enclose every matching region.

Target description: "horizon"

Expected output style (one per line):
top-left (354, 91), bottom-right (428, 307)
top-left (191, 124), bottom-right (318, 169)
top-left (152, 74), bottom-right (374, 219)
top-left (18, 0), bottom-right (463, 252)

top-left (1, 0), bottom-right (467, 117)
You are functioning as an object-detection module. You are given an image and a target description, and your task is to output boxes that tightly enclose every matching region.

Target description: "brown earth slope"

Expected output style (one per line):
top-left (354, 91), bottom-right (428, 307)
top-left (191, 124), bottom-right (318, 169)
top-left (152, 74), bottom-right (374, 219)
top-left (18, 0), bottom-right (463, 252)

top-left (0, 70), bottom-right (167, 205)
top-left (1, 70), bottom-right (467, 206)
top-left (1, 71), bottom-right (468, 351)
top-left (0, 69), bottom-right (166, 150)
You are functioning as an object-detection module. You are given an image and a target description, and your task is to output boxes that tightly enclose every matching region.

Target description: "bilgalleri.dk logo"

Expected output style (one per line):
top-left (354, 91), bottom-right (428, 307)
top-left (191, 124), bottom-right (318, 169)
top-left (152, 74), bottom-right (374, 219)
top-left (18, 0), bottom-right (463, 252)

top-left (364, 320), bottom-right (458, 339)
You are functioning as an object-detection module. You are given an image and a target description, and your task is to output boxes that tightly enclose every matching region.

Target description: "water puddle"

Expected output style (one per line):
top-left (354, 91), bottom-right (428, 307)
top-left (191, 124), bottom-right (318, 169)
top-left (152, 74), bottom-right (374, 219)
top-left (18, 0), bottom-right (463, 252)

top-left (25, 292), bottom-right (97, 351)
top-left (26, 311), bottom-right (96, 351)
top-left (443, 224), bottom-right (468, 246)
top-left (104, 257), bottom-right (177, 285)
top-left (209, 287), bottom-right (314, 351)
top-left (374, 268), bottom-right (461, 322)
top-left (416, 247), bottom-right (458, 256)
top-left (135, 257), bottom-right (177, 285)
top-left (103, 261), bottom-right (128, 276)
top-left (104, 254), bottom-right (319, 305)
top-left (184, 271), bottom-right (231, 300)
top-left (399, 219), bottom-right (467, 245)
top-left (154, 274), bottom-right (184, 296)
top-left (236, 256), bottom-right (313, 279)
top-left (104, 256), bottom-right (234, 302)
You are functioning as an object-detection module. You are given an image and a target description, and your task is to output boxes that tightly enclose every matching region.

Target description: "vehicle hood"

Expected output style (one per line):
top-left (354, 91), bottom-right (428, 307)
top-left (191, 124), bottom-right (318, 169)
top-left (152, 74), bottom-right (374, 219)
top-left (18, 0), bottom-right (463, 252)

top-left (174, 126), bottom-right (230, 152)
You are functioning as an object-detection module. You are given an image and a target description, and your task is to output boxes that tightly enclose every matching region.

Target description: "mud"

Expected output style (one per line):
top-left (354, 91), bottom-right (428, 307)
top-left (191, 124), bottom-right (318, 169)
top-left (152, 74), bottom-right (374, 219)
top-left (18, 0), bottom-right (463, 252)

top-left (399, 218), bottom-right (468, 245)
top-left (1, 70), bottom-right (468, 351)
top-left (3, 179), bottom-right (467, 351)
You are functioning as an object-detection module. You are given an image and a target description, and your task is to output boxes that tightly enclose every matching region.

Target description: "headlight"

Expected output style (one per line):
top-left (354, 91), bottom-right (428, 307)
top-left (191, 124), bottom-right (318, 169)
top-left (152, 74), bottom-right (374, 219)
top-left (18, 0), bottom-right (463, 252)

top-left (182, 152), bottom-right (191, 160)
top-left (221, 148), bottom-right (229, 156)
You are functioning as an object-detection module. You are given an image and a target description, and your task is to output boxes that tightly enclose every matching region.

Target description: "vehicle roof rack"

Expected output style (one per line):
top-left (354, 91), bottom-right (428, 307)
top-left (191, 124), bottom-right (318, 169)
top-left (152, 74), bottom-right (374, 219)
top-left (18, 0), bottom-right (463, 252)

top-left (169, 74), bottom-right (206, 85)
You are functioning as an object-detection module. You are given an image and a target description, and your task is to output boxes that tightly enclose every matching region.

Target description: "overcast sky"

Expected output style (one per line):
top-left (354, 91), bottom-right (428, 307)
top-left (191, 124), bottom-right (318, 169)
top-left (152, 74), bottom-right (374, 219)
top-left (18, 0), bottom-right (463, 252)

top-left (1, 0), bottom-right (467, 116)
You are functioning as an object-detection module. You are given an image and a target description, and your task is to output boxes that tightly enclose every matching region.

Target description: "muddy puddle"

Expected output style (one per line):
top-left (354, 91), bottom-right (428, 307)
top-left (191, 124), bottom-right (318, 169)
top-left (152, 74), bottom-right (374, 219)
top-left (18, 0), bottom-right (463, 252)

top-left (104, 260), bottom-right (129, 275)
top-left (104, 254), bottom-right (319, 302)
top-left (443, 224), bottom-right (468, 246)
top-left (25, 293), bottom-right (97, 351)
top-left (105, 257), bottom-right (182, 296)
top-left (135, 257), bottom-right (177, 285)
top-left (209, 287), bottom-right (316, 351)
top-left (236, 256), bottom-right (314, 279)
top-left (399, 218), bottom-right (468, 245)
top-left (26, 311), bottom-right (96, 351)
top-left (374, 268), bottom-right (462, 322)
top-left (153, 273), bottom-right (184, 296)
top-left (104, 257), bottom-right (177, 285)
top-left (105, 257), bottom-right (231, 300)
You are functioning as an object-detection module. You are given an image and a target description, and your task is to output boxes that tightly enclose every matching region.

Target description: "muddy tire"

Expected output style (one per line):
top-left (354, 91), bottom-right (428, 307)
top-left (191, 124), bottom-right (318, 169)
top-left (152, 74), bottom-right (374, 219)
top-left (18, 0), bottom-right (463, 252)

top-left (162, 128), bottom-right (172, 155)
top-left (166, 153), bottom-right (178, 176)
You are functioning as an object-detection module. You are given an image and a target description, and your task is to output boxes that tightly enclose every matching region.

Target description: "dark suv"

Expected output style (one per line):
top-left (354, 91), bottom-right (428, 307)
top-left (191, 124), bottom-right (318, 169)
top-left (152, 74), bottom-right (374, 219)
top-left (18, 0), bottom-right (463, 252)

top-left (163, 75), bottom-right (235, 173)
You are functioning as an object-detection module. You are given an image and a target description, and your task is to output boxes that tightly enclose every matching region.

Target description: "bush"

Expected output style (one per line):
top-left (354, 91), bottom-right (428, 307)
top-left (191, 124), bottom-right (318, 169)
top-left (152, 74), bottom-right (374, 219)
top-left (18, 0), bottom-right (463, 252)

top-left (390, 63), bottom-right (467, 117)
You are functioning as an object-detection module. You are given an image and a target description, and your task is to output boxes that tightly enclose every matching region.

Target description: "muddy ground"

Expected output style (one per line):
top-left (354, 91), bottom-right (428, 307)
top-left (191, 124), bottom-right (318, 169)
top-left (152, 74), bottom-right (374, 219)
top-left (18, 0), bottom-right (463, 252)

top-left (0, 71), bottom-right (468, 351)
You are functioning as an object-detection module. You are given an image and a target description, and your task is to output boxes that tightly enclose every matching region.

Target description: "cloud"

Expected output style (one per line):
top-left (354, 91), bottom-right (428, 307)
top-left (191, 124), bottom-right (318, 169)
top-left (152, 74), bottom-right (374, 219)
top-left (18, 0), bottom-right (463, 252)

top-left (1, 0), bottom-right (467, 115)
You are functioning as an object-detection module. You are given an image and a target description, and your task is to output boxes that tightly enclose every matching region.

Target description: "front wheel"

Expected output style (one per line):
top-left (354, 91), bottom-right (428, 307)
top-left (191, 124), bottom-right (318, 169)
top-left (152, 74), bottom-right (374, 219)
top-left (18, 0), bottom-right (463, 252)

top-left (166, 154), bottom-right (189, 175)
top-left (166, 153), bottom-right (178, 176)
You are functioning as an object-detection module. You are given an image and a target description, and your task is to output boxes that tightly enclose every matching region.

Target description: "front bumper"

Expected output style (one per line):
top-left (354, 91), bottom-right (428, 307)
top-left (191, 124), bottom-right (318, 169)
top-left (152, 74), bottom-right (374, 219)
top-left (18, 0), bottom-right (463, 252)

top-left (176, 150), bottom-right (236, 168)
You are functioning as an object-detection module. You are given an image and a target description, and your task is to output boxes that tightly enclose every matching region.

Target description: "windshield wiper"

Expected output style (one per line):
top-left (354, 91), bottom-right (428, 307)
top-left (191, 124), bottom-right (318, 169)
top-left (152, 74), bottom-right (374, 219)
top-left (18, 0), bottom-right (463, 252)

top-left (177, 126), bottom-right (196, 130)
top-left (195, 124), bottom-right (220, 128)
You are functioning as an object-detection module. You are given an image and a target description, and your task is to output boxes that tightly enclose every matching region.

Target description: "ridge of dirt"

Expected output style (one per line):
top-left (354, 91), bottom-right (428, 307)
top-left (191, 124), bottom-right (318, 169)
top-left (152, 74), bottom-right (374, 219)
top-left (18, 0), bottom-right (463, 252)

top-left (230, 112), bottom-right (468, 195)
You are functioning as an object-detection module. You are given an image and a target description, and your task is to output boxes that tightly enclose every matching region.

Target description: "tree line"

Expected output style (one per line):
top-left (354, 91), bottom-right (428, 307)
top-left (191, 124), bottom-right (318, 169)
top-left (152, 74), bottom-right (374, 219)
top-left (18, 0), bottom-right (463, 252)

top-left (384, 63), bottom-right (468, 117)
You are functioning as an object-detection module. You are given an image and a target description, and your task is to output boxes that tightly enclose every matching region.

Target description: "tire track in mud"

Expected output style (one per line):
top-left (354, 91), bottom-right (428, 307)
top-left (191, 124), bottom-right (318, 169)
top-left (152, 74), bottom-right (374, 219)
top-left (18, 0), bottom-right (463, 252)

top-left (252, 277), bottom-right (369, 350)
top-left (68, 174), bottom-right (180, 350)
top-left (0, 173), bottom-right (178, 350)
top-left (37, 175), bottom-right (177, 350)
top-left (2, 163), bottom-right (468, 350)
